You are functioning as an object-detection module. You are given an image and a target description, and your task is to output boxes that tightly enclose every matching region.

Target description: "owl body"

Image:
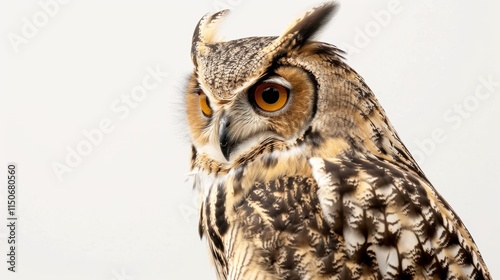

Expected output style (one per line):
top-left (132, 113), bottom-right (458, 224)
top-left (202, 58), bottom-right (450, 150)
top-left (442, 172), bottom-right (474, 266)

top-left (185, 3), bottom-right (491, 279)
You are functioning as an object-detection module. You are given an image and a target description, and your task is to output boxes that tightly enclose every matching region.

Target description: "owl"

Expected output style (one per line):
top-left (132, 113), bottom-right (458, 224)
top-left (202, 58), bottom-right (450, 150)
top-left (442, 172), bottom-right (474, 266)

top-left (185, 2), bottom-right (491, 279)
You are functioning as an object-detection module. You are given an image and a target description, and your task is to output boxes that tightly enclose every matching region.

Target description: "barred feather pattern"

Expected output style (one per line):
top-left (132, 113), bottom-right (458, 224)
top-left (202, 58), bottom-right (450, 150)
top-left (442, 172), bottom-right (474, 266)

top-left (194, 148), bottom-right (490, 279)
top-left (187, 2), bottom-right (491, 279)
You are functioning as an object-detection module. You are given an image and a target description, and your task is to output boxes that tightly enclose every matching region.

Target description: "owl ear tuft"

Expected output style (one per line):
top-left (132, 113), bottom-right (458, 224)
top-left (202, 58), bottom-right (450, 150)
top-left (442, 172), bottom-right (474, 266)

top-left (273, 2), bottom-right (338, 52)
top-left (191, 9), bottom-right (230, 66)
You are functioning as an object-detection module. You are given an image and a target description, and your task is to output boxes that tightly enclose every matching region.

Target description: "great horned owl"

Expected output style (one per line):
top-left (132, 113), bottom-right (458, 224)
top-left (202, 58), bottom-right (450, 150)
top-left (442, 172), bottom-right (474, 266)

top-left (184, 2), bottom-right (491, 279)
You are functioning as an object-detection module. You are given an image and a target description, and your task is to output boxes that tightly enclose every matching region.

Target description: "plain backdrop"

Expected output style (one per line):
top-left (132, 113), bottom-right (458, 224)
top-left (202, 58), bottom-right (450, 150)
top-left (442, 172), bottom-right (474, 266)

top-left (1, 1), bottom-right (499, 279)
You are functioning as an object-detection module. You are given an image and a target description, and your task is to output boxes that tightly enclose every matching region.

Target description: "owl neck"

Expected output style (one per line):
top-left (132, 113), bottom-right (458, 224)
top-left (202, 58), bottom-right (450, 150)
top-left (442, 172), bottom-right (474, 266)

top-left (290, 51), bottom-right (427, 179)
top-left (352, 120), bottom-right (426, 179)
top-left (304, 75), bottom-right (425, 180)
top-left (304, 118), bottom-right (426, 178)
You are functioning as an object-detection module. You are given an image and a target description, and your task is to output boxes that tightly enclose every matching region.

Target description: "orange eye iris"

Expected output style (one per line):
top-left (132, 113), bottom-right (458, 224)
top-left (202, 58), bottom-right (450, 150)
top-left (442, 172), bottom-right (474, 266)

top-left (199, 92), bottom-right (212, 117)
top-left (253, 83), bottom-right (288, 112)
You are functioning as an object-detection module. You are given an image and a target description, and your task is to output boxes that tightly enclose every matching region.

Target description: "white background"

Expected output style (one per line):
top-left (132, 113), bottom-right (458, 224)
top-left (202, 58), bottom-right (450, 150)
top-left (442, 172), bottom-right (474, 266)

top-left (1, 1), bottom-right (499, 279)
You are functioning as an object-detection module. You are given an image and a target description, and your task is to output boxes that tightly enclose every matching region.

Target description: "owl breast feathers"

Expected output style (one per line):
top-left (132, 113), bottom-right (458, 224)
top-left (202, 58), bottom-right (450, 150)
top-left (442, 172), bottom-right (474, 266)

top-left (184, 2), bottom-right (491, 279)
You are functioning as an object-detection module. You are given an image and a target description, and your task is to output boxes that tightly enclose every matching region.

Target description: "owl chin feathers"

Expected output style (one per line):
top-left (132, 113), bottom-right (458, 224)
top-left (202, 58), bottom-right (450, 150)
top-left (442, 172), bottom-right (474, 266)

top-left (198, 132), bottom-right (285, 164)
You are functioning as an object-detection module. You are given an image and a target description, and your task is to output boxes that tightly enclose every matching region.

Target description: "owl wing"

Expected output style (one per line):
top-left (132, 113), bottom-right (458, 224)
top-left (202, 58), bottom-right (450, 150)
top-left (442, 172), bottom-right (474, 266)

top-left (309, 156), bottom-right (490, 280)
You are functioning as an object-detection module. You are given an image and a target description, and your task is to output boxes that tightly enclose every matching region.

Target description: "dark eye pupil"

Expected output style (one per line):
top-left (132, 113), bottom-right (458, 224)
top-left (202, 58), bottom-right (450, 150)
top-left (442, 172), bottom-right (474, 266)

top-left (262, 87), bottom-right (280, 104)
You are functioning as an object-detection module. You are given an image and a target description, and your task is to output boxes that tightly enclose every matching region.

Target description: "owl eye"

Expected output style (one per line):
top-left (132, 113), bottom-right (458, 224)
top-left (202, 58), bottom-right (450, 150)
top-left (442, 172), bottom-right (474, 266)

top-left (252, 83), bottom-right (289, 112)
top-left (199, 91), bottom-right (212, 117)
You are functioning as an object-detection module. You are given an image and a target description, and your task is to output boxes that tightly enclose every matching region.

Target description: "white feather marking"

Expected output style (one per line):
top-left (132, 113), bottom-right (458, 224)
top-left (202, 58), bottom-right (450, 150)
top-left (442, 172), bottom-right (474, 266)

top-left (262, 76), bottom-right (293, 89)
top-left (374, 245), bottom-right (399, 278)
top-left (309, 157), bottom-right (343, 226)
top-left (229, 132), bottom-right (276, 160)
top-left (193, 169), bottom-right (219, 200)
top-left (397, 229), bottom-right (419, 270)
top-left (343, 226), bottom-right (366, 257)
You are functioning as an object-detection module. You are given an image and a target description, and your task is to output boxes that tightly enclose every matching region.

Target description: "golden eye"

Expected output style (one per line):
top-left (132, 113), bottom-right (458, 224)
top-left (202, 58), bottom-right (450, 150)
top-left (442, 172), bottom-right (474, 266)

top-left (252, 83), bottom-right (289, 112)
top-left (199, 91), bottom-right (212, 117)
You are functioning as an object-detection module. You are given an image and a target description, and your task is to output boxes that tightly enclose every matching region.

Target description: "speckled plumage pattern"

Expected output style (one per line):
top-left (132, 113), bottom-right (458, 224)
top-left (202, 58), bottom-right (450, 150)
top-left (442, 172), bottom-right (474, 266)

top-left (185, 2), bottom-right (491, 279)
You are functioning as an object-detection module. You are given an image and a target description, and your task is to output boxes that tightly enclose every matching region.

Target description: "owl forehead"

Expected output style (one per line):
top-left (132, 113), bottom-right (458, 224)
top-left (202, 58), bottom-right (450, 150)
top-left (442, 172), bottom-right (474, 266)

top-left (196, 36), bottom-right (277, 100)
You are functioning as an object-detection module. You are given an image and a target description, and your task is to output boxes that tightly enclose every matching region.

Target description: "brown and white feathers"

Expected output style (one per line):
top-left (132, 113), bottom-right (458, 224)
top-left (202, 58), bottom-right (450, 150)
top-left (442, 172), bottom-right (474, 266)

top-left (184, 2), bottom-right (491, 279)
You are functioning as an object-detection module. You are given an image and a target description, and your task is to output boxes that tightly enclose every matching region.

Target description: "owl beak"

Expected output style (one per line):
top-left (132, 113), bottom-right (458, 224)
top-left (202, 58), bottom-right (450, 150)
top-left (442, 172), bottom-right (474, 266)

top-left (218, 116), bottom-right (233, 161)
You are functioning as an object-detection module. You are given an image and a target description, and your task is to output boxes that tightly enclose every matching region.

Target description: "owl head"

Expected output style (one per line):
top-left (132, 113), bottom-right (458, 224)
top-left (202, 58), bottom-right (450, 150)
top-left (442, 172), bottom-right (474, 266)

top-left (185, 2), bottom-right (421, 175)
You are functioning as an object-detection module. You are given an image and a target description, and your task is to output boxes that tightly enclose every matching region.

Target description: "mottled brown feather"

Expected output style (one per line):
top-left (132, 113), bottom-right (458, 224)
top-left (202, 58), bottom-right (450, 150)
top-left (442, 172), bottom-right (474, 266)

top-left (185, 2), bottom-right (491, 280)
